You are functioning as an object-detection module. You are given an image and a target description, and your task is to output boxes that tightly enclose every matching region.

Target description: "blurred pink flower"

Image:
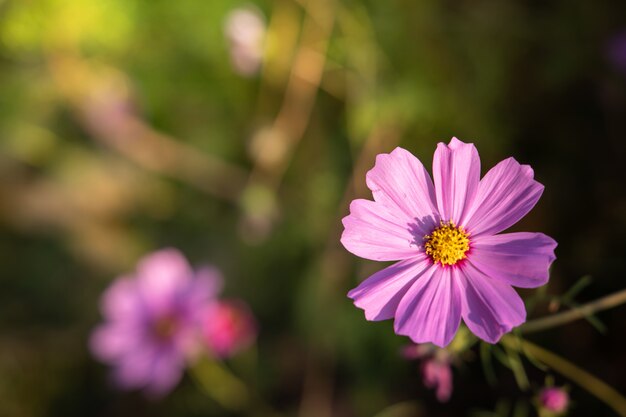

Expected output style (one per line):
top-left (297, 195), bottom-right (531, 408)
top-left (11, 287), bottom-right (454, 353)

top-left (422, 359), bottom-right (453, 402)
top-left (224, 7), bottom-right (266, 77)
top-left (342, 138), bottom-right (557, 347)
top-left (539, 387), bottom-right (570, 414)
top-left (402, 343), bottom-right (453, 402)
top-left (90, 249), bottom-right (222, 396)
top-left (203, 299), bottom-right (257, 358)
top-left (400, 343), bottom-right (432, 360)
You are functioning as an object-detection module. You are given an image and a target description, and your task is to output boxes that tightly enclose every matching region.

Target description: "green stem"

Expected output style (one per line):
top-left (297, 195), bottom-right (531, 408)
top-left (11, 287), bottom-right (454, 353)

top-left (190, 357), bottom-right (249, 411)
top-left (190, 356), bottom-right (284, 417)
top-left (501, 336), bottom-right (626, 417)
top-left (520, 288), bottom-right (626, 334)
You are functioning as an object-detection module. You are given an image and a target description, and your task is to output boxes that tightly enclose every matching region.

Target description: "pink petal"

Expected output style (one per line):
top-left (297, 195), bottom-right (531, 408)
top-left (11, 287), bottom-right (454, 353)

top-left (458, 263), bottom-right (526, 343)
top-left (341, 199), bottom-right (421, 261)
top-left (470, 232), bottom-right (557, 288)
top-left (432, 138), bottom-right (480, 225)
top-left (90, 324), bottom-right (137, 362)
top-left (113, 345), bottom-right (159, 389)
top-left (464, 158), bottom-right (544, 237)
top-left (365, 147), bottom-right (439, 236)
top-left (144, 351), bottom-right (184, 397)
top-left (113, 345), bottom-right (184, 396)
top-left (136, 248), bottom-right (194, 310)
top-left (100, 276), bottom-right (143, 321)
top-left (192, 266), bottom-right (224, 298)
top-left (348, 255), bottom-right (431, 321)
top-left (393, 266), bottom-right (462, 348)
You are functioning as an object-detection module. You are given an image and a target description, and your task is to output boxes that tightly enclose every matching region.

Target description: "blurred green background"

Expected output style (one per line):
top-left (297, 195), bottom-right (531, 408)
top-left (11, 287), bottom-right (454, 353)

top-left (1, 0), bottom-right (625, 416)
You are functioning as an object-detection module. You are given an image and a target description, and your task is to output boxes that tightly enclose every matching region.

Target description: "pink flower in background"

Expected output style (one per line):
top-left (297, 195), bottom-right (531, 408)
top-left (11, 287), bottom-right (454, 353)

top-left (402, 343), bottom-right (453, 402)
top-left (224, 7), bottom-right (266, 77)
top-left (400, 343), bottom-right (432, 360)
top-left (539, 387), bottom-right (570, 414)
top-left (342, 138), bottom-right (557, 347)
top-left (90, 249), bottom-right (222, 396)
top-left (203, 299), bottom-right (257, 358)
top-left (422, 359), bottom-right (453, 402)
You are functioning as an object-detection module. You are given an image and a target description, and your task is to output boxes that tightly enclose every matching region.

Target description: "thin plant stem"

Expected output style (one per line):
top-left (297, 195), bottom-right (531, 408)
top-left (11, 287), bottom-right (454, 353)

top-left (246, 0), bottom-right (337, 193)
top-left (501, 336), bottom-right (626, 417)
top-left (520, 288), bottom-right (626, 334)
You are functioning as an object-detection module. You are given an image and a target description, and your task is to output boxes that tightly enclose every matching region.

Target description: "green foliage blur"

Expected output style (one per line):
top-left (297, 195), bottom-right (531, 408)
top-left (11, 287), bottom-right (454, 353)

top-left (1, 0), bottom-right (625, 416)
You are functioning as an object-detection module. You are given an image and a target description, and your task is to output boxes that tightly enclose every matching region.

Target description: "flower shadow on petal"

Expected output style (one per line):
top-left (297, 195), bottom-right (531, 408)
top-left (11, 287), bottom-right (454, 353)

top-left (408, 214), bottom-right (439, 247)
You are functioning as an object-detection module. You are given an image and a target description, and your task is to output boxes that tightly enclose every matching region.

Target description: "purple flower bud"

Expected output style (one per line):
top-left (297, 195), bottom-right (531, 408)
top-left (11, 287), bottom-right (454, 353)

top-left (202, 299), bottom-right (257, 358)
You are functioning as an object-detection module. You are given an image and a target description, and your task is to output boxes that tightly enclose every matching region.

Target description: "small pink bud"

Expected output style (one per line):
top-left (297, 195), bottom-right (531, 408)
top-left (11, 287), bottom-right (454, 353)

top-left (539, 387), bottom-right (569, 414)
top-left (203, 299), bottom-right (257, 358)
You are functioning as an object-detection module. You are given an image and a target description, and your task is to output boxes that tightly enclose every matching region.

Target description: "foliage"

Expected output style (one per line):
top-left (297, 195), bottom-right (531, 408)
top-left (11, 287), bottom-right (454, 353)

top-left (1, 0), bottom-right (626, 416)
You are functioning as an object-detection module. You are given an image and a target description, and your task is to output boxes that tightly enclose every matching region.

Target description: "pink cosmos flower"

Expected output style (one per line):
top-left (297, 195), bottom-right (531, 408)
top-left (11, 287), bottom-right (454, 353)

top-left (202, 299), bottom-right (257, 358)
top-left (342, 138), bottom-right (557, 347)
top-left (539, 387), bottom-right (570, 414)
top-left (90, 249), bottom-right (222, 396)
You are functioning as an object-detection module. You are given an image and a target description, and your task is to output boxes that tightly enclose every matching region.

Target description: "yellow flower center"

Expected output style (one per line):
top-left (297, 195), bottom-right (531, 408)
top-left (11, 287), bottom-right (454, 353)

top-left (423, 221), bottom-right (470, 266)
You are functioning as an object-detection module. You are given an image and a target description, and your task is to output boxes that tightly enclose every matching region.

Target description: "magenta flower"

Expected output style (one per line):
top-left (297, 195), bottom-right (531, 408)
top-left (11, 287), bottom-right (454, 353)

top-left (539, 387), bottom-right (570, 414)
top-left (342, 138), bottom-right (557, 347)
top-left (90, 249), bottom-right (222, 396)
top-left (202, 299), bottom-right (257, 358)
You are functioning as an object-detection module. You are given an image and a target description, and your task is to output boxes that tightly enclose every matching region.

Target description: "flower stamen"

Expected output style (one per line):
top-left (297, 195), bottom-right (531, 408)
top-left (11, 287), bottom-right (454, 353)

top-left (424, 221), bottom-right (470, 266)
